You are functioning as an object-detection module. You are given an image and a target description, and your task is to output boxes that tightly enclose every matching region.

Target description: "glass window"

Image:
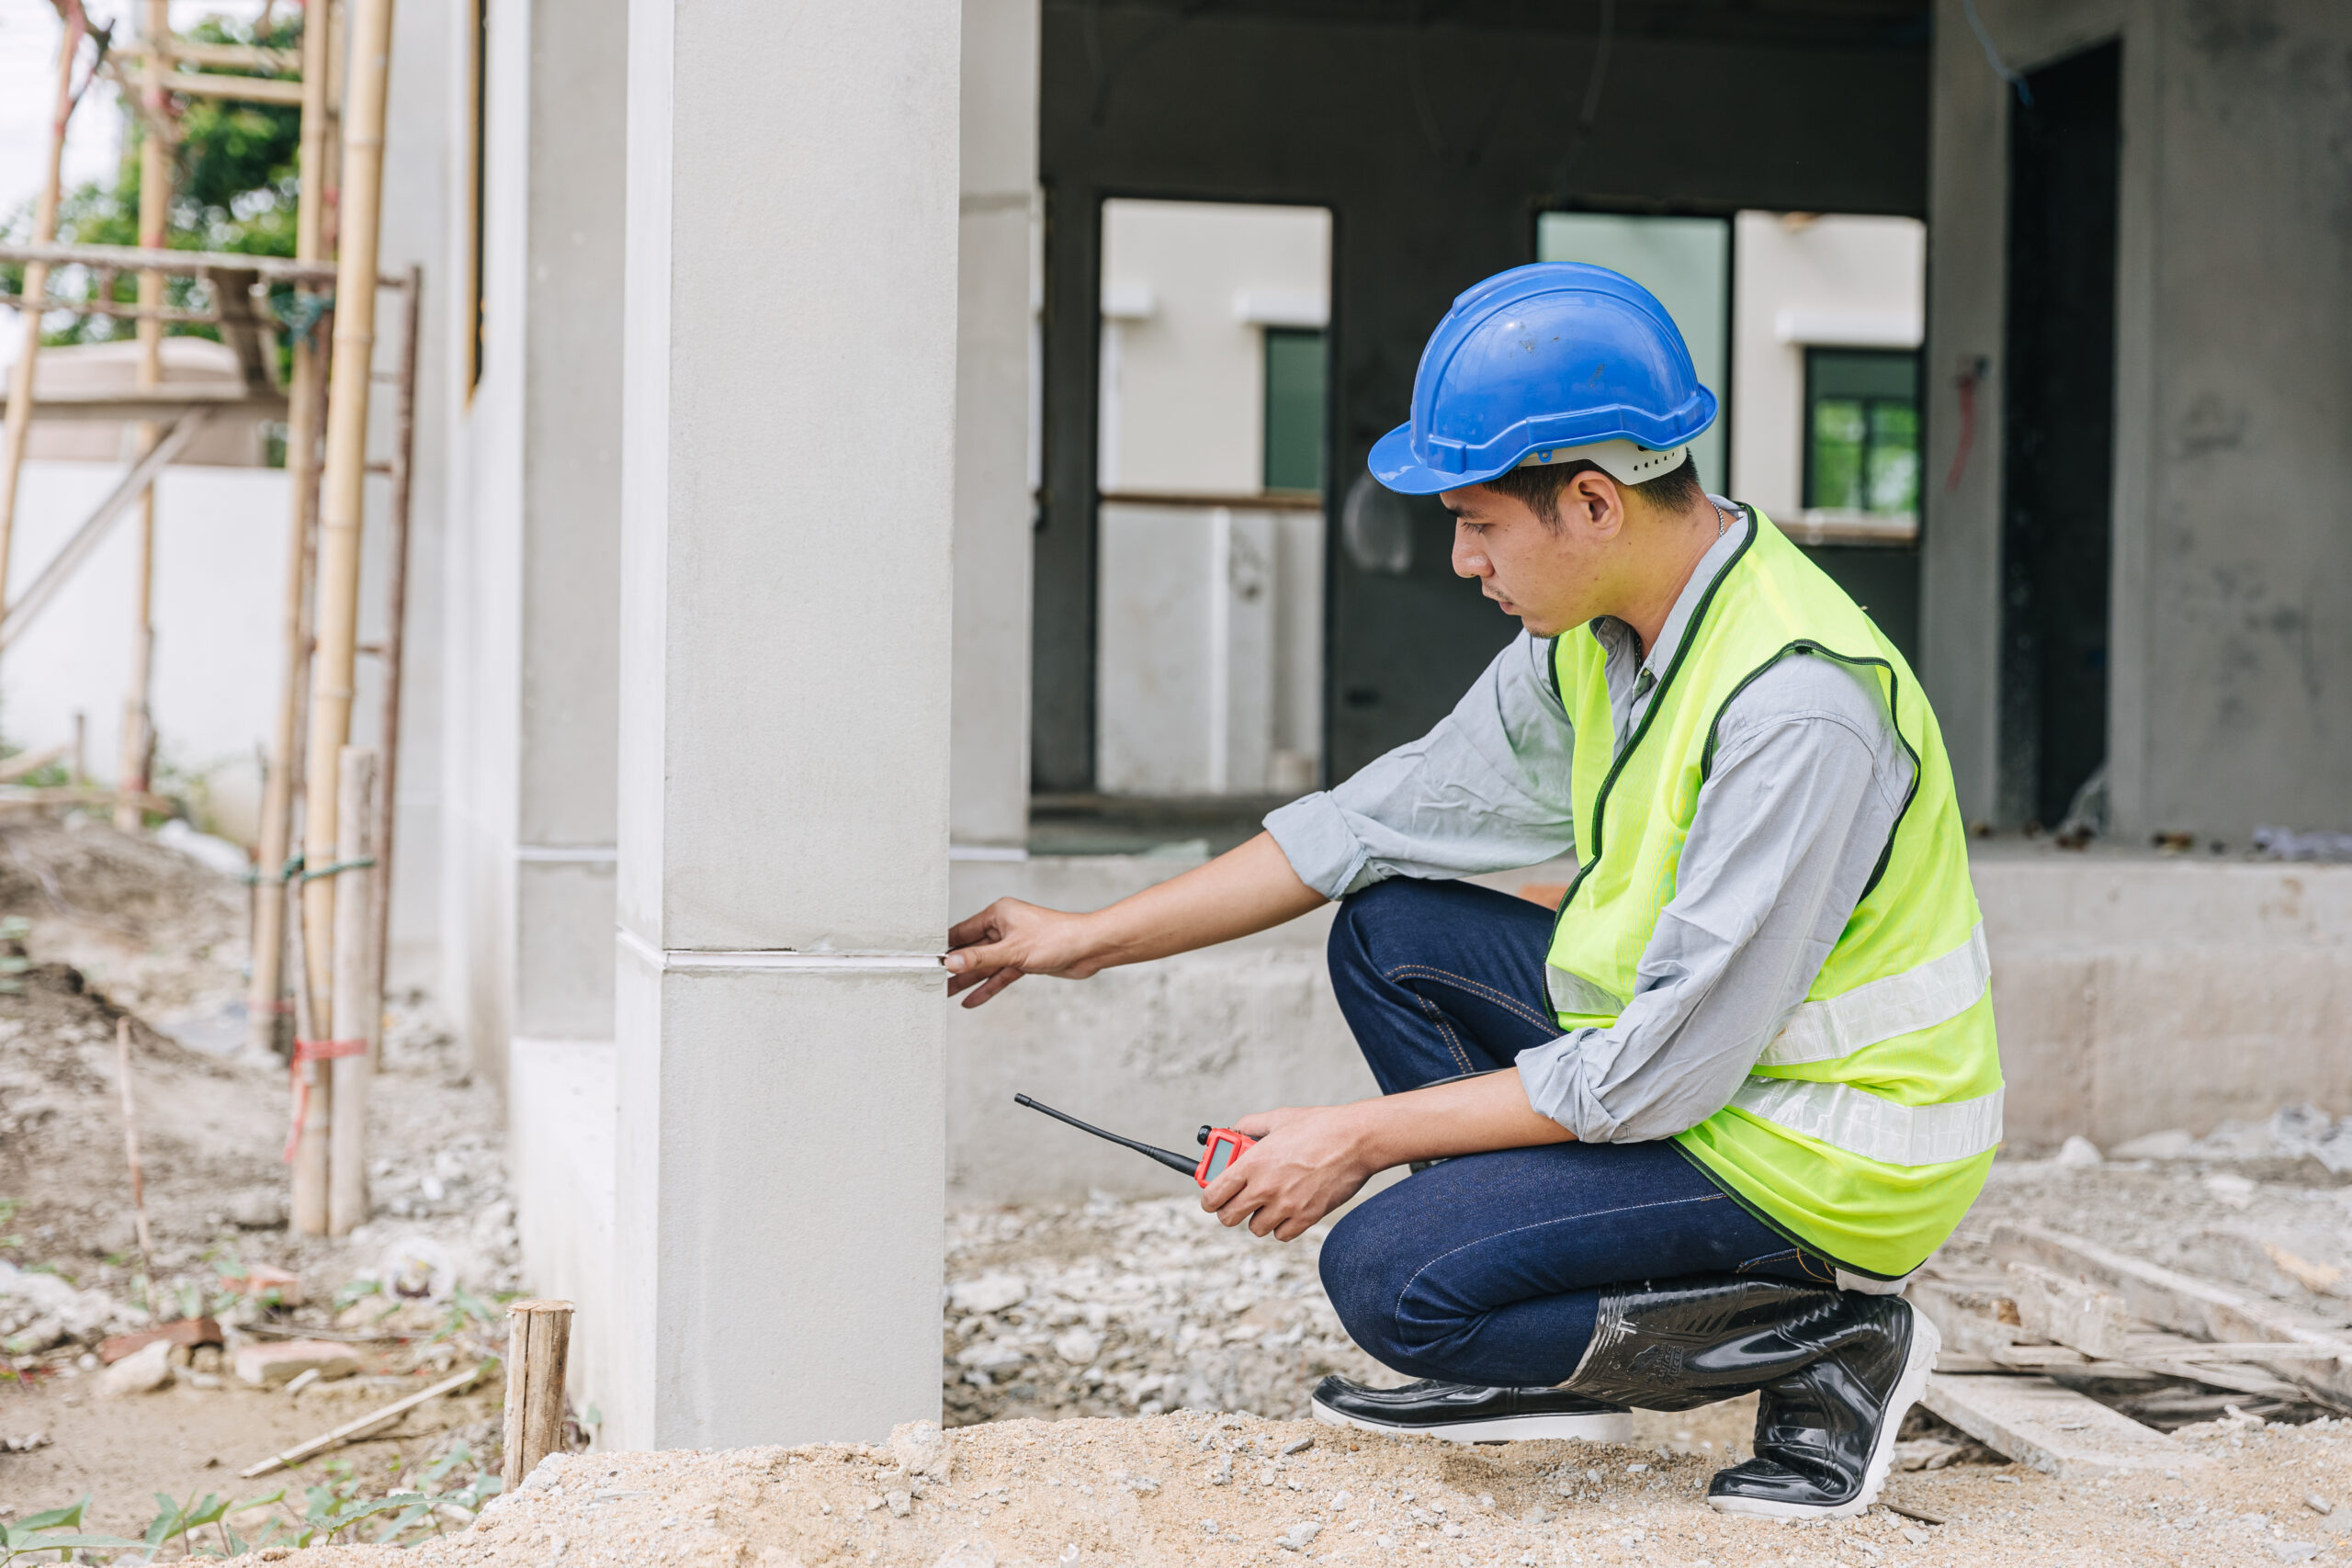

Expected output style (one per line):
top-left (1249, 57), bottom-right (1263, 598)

top-left (1804, 348), bottom-right (1920, 515)
top-left (1262, 327), bottom-right (1327, 493)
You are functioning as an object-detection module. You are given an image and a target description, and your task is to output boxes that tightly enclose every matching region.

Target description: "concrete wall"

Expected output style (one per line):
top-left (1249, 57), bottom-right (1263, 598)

top-left (0, 460), bottom-right (287, 840)
top-left (946, 850), bottom-right (2352, 1200)
top-left (950, 0), bottom-right (1040, 852)
top-left (440, 0), bottom-right (627, 1080)
top-left (1728, 211), bottom-right (1925, 521)
top-left (1980, 849), bottom-right (2352, 1147)
top-left (373, 0), bottom-right (456, 992)
top-left (1924, 0), bottom-right (2352, 837)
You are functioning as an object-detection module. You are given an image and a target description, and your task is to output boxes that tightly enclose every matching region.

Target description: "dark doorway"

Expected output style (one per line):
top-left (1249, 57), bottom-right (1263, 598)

top-left (2000, 39), bottom-right (2120, 829)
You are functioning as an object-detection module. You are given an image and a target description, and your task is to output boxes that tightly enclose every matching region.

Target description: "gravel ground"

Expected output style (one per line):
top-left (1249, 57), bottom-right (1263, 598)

top-left (941, 1193), bottom-right (1387, 1428)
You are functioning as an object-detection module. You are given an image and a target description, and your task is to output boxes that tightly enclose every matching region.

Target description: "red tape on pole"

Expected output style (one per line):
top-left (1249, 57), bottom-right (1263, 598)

top-left (282, 1038), bottom-right (368, 1163)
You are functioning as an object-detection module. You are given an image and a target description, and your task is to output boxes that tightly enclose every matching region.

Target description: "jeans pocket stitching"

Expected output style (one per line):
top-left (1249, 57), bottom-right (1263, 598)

top-left (1386, 964), bottom-right (1561, 1038)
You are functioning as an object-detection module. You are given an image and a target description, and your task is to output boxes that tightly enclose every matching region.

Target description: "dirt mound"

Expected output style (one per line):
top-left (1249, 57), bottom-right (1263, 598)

top-left (0, 958), bottom-right (276, 1264)
top-left (0, 815), bottom-right (249, 1026)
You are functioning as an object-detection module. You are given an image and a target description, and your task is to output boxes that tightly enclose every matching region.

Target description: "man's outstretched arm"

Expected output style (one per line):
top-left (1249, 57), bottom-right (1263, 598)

top-left (944, 831), bottom-right (1327, 1007)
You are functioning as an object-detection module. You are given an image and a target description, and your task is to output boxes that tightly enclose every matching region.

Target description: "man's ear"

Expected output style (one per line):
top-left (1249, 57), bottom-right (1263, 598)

top-left (1560, 469), bottom-right (1627, 538)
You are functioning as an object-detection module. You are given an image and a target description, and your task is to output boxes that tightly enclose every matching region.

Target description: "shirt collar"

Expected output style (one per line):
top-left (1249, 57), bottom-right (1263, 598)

top-left (1589, 496), bottom-right (1751, 676)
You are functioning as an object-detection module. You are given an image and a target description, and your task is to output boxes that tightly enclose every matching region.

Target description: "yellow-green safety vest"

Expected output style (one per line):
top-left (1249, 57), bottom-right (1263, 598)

top-left (1546, 507), bottom-right (2002, 1278)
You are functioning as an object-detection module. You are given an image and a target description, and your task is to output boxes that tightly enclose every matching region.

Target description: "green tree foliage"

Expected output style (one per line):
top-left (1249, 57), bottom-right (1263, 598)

top-left (2, 10), bottom-right (302, 349)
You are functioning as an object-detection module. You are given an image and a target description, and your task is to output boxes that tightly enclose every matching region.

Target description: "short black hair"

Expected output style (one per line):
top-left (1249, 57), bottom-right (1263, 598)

top-left (1478, 452), bottom-right (1707, 526)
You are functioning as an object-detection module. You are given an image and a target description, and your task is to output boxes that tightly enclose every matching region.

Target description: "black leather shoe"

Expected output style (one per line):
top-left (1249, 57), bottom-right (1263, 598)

top-left (1705, 1294), bottom-right (1939, 1521)
top-left (1310, 1376), bottom-right (1631, 1443)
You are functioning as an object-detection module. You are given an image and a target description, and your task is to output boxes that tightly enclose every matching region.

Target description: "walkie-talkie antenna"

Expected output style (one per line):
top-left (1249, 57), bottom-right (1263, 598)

top-left (1014, 1093), bottom-right (1198, 1177)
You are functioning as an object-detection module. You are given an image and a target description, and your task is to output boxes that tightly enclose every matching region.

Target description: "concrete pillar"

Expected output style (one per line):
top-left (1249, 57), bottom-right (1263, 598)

top-left (951, 0), bottom-right (1039, 852)
top-left (610, 0), bottom-right (957, 1449)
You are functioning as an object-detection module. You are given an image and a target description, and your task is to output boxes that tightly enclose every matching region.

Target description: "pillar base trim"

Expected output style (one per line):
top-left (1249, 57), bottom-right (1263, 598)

top-left (519, 843), bottom-right (619, 863)
top-left (616, 926), bottom-right (944, 975)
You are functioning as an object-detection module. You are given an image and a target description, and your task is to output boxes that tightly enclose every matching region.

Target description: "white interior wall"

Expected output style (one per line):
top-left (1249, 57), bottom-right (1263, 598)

top-left (1094, 200), bottom-right (1329, 796)
top-left (1097, 200), bottom-right (1329, 496)
top-left (1728, 211), bottom-right (1926, 519)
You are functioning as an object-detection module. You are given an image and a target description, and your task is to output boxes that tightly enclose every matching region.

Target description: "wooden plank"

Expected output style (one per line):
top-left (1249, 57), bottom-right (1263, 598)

top-left (2007, 1259), bottom-right (2132, 1359)
top-left (1993, 1222), bottom-right (2352, 1408)
top-left (1920, 1374), bottom-right (2196, 1479)
top-left (1906, 1271), bottom-right (2027, 1361)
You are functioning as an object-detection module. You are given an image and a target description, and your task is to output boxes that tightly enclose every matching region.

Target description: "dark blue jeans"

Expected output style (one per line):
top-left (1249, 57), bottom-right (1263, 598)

top-left (1316, 877), bottom-right (1833, 1387)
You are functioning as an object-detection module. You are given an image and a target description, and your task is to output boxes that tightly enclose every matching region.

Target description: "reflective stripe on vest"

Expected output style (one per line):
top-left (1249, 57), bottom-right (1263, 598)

top-left (1757, 923), bottom-right (1991, 1069)
top-left (1728, 1077), bottom-right (2005, 1168)
top-left (1545, 963), bottom-right (1624, 1021)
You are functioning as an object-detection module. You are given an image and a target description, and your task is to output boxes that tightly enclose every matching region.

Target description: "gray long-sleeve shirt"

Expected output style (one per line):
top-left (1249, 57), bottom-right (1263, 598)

top-left (1265, 505), bottom-right (1917, 1145)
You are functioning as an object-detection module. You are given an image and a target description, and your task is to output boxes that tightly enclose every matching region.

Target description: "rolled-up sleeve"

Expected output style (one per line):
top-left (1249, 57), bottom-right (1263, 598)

top-left (1514, 654), bottom-right (1916, 1143)
top-left (1263, 631), bottom-right (1578, 899)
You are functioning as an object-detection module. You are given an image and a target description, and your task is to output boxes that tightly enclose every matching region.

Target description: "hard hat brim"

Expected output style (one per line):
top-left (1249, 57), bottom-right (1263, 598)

top-left (1371, 422), bottom-right (1708, 497)
top-left (1369, 422), bottom-right (1501, 496)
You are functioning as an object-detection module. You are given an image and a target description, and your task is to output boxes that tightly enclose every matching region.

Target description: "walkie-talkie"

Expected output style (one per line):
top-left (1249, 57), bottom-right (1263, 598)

top-left (1013, 1093), bottom-right (1256, 1189)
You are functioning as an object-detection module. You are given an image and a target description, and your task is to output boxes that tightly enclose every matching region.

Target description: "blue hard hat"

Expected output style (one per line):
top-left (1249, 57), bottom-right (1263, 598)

top-left (1369, 262), bottom-right (1718, 495)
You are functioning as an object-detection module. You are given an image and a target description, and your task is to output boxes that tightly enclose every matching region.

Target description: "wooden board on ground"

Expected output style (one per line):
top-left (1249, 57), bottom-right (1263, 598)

top-left (1993, 1222), bottom-right (2352, 1409)
top-left (1921, 1373), bottom-right (2197, 1478)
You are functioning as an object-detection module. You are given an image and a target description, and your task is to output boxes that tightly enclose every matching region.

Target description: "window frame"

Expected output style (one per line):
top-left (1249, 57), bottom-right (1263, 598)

top-left (1801, 345), bottom-right (1922, 516)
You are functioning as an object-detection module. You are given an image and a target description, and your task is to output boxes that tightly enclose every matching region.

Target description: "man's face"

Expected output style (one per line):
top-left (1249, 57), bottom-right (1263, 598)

top-left (1441, 474), bottom-right (1623, 638)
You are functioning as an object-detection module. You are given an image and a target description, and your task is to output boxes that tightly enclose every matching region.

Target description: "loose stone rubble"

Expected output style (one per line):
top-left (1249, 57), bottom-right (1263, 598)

top-left (941, 1192), bottom-right (1386, 1427)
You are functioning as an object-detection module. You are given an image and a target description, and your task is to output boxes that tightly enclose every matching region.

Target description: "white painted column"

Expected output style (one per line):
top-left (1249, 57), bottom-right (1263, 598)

top-left (611, 0), bottom-right (957, 1449)
top-left (951, 0), bottom-right (1039, 852)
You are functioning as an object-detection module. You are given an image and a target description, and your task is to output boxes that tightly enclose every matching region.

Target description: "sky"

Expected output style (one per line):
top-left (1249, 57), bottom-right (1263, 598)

top-left (0, 0), bottom-right (277, 229)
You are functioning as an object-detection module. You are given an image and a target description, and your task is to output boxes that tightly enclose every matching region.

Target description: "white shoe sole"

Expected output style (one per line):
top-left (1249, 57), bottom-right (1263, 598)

top-left (1310, 1394), bottom-right (1634, 1445)
top-left (1705, 1299), bottom-right (1943, 1522)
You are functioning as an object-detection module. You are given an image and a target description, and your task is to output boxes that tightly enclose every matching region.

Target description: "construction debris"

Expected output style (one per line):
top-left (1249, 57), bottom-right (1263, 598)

top-left (1921, 1372), bottom-right (2194, 1478)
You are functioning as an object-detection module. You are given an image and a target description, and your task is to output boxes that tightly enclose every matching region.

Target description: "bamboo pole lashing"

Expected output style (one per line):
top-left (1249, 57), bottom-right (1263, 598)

top-left (501, 1302), bottom-right (574, 1490)
top-left (326, 745), bottom-right (377, 1235)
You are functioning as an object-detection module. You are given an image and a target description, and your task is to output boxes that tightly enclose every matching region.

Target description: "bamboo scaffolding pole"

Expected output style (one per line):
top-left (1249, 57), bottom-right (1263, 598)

top-left (0, 3), bottom-right (89, 637)
top-left (299, 0), bottom-right (393, 1030)
top-left (248, 0), bottom-right (340, 1062)
top-left (287, 841), bottom-right (329, 1234)
top-left (117, 0), bottom-right (173, 832)
top-left (368, 266), bottom-right (419, 1045)
top-left (327, 745), bottom-right (377, 1235)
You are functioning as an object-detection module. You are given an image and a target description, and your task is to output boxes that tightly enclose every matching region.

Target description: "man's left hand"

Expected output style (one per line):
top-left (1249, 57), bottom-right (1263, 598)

top-left (1200, 1104), bottom-right (1377, 1242)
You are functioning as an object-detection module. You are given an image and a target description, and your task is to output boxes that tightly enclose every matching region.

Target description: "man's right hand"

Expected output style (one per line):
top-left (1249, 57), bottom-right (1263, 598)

top-left (944, 899), bottom-right (1106, 1008)
top-left (941, 831), bottom-right (1329, 1010)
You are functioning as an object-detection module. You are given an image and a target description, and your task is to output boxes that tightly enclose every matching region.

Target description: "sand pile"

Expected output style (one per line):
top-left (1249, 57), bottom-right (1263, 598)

top-left (220, 1404), bottom-right (2352, 1567)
